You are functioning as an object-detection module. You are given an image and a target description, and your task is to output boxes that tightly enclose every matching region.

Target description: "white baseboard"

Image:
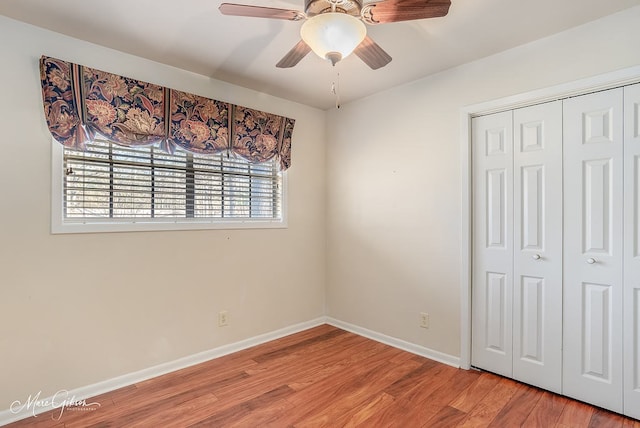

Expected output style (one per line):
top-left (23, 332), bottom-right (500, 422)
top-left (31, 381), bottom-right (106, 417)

top-left (326, 317), bottom-right (461, 368)
top-left (0, 317), bottom-right (326, 427)
top-left (1, 316), bottom-right (460, 426)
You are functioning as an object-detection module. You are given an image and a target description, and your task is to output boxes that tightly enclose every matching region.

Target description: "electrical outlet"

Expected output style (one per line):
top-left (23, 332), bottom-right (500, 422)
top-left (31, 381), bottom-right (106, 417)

top-left (218, 310), bottom-right (229, 327)
top-left (420, 312), bottom-right (429, 329)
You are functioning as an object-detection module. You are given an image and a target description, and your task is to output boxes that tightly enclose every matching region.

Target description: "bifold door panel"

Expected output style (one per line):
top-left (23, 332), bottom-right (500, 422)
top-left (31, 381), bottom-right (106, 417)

top-left (472, 111), bottom-right (514, 378)
top-left (624, 83), bottom-right (640, 420)
top-left (563, 88), bottom-right (624, 413)
top-left (512, 101), bottom-right (562, 394)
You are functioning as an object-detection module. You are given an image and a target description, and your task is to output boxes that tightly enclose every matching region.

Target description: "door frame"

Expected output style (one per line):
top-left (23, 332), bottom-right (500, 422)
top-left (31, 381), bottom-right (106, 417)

top-left (459, 65), bottom-right (640, 370)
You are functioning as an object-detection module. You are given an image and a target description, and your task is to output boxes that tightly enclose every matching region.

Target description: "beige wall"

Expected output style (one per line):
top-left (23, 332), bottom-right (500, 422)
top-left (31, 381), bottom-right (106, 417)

top-left (3, 4), bottom-right (640, 414)
top-left (0, 17), bottom-right (326, 408)
top-left (326, 6), bottom-right (640, 358)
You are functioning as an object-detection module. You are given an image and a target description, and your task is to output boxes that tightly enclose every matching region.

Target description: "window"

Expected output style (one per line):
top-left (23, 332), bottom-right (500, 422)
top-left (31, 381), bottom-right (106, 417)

top-left (52, 140), bottom-right (286, 233)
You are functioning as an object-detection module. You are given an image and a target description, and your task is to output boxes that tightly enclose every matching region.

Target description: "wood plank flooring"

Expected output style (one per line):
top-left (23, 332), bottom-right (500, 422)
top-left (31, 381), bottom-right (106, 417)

top-left (6, 324), bottom-right (639, 427)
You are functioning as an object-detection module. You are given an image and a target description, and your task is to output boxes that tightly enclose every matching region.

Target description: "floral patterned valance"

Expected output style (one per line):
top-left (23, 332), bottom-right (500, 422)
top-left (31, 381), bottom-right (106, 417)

top-left (39, 56), bottom-right (294, 170)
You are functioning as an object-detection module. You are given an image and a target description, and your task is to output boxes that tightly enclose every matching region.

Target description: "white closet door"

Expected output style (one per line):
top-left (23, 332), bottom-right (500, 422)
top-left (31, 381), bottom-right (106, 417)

top-left (624, 82), bottom-right (640, 419)
top-left (512, 101), bottom-right (563, 393)
top-left (472, 111), bottom-right (514, 377)
top-left (563, 88), bottom-right (624, 413)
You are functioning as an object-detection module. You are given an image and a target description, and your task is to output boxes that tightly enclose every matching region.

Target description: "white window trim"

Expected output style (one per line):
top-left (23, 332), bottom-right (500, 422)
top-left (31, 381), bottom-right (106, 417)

top-left (50, 140), bottom-right (288, 234)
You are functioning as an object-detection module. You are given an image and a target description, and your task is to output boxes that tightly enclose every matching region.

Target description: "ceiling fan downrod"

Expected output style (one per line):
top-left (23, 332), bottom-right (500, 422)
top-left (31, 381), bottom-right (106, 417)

top-left (304, 0), bottom-right (362, 18)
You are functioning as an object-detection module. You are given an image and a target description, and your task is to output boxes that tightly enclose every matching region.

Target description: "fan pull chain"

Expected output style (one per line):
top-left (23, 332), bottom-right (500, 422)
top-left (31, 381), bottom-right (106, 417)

top-left (331, 71), bottom-right (341, 109)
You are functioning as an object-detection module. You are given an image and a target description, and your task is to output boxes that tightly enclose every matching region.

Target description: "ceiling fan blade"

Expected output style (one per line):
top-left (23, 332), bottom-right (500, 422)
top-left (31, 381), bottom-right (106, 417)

top-left (219, 3), bottom-right (305, 21)
top-left (362, 0), bottom-right (451, 24)
top-left (354, 36), bottom-right (392, 70)
top-left (276, 40), bottom-right (312, 68)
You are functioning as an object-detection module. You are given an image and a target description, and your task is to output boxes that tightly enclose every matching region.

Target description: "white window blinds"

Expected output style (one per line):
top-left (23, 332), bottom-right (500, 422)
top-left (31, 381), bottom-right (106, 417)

top-left (63, 140), bottom-right (282, 221)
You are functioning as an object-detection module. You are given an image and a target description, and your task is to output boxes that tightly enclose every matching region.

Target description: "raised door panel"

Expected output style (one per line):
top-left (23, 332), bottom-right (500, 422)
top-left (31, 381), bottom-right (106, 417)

top-left (512, 101), bottom-right (563, 393)
top-left (582, 282), bottom-right (613, 380)
top-left (487, 169), bottom-right (507, 248)
top-left (624, 82), bottom-right (640, 419)
top-left (519, 275), bottom-right (544, 361)
top-left (563, 88), bottom-right (624, 413)
top-left (472, 111), bottom-right (514, 377)
top-left (583, 159), bottom-right (612, 254)
top-left (485, 272), bottom-right (508, 352)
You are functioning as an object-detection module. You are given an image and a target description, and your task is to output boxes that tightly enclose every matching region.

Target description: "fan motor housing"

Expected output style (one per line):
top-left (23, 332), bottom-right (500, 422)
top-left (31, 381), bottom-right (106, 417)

top-left (304, 0), bottom-right (363, 17)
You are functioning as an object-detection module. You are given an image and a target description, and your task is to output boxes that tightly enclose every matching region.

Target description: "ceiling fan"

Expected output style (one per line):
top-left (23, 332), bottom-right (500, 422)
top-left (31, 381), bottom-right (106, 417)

top-left (219, 0), bottom-right (451, 70)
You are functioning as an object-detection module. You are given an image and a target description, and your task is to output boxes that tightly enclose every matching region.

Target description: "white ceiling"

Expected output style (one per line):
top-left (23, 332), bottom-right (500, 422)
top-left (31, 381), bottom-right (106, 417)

top-left (1, 0), bottom-right (639, 110)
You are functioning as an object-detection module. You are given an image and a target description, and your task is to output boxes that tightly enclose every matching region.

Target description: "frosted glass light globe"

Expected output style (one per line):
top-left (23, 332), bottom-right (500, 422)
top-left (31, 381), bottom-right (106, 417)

top-left (301, 13), bottom-right (367, 66)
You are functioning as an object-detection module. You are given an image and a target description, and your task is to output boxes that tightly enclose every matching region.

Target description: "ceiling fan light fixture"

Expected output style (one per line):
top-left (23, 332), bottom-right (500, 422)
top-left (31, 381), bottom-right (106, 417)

top-left (300, 12), bottom-right (366, 66)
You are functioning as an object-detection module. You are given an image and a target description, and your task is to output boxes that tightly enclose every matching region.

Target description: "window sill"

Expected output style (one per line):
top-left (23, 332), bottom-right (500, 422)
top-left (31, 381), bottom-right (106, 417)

top-left (51, 218), bottom-right (287, 234)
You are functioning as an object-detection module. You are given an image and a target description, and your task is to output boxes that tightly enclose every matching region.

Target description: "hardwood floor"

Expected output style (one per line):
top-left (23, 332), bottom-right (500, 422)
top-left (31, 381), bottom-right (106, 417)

top-left (6, 324), bottom-right (639, 427)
